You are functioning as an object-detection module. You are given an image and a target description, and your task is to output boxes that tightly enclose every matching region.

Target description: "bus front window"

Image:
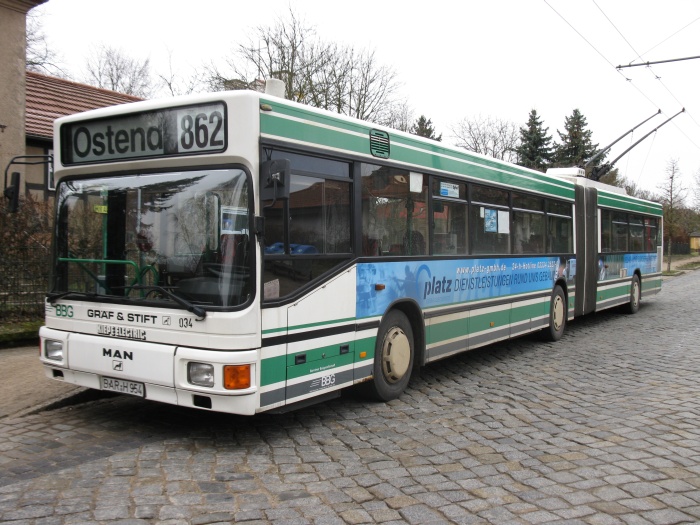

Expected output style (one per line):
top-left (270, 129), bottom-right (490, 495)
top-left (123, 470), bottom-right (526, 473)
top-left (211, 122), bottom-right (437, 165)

top-left (53, 168), bottom-right (252, 310)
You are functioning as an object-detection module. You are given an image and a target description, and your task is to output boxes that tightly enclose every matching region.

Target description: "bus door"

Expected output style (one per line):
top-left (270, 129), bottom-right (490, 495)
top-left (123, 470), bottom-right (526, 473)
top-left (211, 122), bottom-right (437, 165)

top-left (284, 268), bottom-right (357, 406)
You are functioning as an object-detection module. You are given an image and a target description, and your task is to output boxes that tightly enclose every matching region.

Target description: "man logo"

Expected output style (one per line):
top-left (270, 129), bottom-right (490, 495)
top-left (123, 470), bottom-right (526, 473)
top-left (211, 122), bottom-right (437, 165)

top-left (113, 361), bottom-right (123, 371)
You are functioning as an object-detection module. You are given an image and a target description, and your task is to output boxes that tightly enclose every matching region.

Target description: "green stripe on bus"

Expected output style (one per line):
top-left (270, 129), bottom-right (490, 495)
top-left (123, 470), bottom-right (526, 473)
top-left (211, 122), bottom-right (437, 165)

top-left (597, 284), bottom-right (629, 301)
top-left (287, 352), bottom-right (355, 380)
top-left (598, 193), bottom-right (663, 215)
top-left (355, 336), bottom-right (376, 358)
top-left (263, 316), bottom-right (357, 335)
top-left (261, 336), bottom-right (377, 388)
top-left (285, 341), bottom-right (354, 367)
top-left (427, 316), bottom-right (469, 345)
top-left (642, 278), bottom-right (662, 291)
top-left (261, 355), bottom-right (286, 387)
top-left (261, 105), bottom-right (575, 199)
top-left (427, 301), bottom-right (549, 346)
top-left (287, 317), bottom-right (357, 333)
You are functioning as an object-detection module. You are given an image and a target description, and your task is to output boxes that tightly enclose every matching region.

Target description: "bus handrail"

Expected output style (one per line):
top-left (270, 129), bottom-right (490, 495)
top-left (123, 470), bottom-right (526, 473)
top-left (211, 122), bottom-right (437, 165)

top-left (58, 257), bottom-right (159, 296)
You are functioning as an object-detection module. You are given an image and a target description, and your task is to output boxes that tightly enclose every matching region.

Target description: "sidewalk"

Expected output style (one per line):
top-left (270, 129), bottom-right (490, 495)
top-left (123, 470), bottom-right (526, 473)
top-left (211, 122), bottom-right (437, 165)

top-left (0, 344), bottom-right (84, 419)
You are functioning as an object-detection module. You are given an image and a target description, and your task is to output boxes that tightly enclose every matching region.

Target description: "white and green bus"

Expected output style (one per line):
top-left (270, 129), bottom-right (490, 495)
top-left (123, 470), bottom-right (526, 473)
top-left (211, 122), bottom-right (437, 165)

top-left (40, 83), bottom-right (663, 415)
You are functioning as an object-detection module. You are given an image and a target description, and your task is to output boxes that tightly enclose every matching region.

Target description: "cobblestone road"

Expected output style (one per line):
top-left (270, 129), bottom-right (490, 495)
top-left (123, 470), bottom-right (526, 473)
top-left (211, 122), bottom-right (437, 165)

top-left (1, 271), bottom-right (700, 524)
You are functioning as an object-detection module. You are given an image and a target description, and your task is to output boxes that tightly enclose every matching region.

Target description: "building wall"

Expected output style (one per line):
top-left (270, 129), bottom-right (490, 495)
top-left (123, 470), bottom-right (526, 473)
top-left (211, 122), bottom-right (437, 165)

top-left (25, 139), bottom-right (53, 202)
top-left (0, 0), bottom-right (46, 195)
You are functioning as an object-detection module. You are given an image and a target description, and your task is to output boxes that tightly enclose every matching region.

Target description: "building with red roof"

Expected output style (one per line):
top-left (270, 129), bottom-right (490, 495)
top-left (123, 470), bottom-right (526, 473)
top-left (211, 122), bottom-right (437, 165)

top-left (23, 72), bottom-right (141, 200)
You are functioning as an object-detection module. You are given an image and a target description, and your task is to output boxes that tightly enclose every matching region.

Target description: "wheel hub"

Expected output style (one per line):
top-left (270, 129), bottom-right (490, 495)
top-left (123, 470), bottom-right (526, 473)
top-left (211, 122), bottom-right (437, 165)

top-left (553, 295), bottom-right (564, 331)
top-left (381, 327), bottom-right (411, 384)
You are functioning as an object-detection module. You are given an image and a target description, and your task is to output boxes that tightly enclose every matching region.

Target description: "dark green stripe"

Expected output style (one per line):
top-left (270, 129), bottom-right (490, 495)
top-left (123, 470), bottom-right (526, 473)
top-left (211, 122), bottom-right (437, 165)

top-left (261, 102), bottom-right (575, 199)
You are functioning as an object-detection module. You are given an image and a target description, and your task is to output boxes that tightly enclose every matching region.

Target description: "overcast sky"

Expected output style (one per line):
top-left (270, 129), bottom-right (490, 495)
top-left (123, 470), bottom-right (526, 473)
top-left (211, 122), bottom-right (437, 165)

top-left (35, 0), bottom-right (700, 196)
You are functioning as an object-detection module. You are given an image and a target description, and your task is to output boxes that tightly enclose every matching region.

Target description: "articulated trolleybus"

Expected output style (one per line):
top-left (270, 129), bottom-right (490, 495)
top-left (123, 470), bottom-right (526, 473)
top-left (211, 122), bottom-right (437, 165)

top-left (40, 82), bottom-right (663, 415)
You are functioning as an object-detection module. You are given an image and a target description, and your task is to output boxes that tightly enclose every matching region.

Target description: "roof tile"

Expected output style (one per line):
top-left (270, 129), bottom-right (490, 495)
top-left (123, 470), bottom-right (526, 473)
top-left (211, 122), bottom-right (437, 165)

top-left (26, 71), bottom-right (142, 140)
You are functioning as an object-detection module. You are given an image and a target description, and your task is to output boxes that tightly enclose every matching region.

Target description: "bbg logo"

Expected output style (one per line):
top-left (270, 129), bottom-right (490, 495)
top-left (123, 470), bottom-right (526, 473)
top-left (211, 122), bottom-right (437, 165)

top-left (55, 305), bottom-right (74, 318)
top-left (321, 374), bottom-right (336, 388)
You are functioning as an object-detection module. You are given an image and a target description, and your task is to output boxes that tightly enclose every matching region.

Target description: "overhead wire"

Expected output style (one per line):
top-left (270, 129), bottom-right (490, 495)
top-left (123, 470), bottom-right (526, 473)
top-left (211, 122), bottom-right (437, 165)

top-left (543, 0), bottom-right (654, 108)
top-left (636, 15), bottom-right (700, 62)
top-left (545, 0), bottom-right (700, 161)
top-left (592, 0), bottom-right (700, 149)
top-left (636, 133), bottom-right (656, 186)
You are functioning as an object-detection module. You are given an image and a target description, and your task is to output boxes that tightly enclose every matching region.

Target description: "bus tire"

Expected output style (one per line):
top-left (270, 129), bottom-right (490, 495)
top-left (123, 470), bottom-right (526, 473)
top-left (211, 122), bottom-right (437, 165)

top-left (626, 275), bottom-right (641, 314)
top-left (542, 285), bottom-right (566, 342)
top-left (364, 310), bottom-right (414, 401)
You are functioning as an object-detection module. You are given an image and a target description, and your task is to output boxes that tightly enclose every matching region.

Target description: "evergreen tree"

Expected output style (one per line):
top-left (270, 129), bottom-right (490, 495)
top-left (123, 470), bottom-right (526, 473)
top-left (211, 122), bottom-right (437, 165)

top-left (410, 115), bottom-right (442, 141)
top-left (554, 109), bottom-right (599, 169)
top-left (515, 109), bottom-right (553, 172)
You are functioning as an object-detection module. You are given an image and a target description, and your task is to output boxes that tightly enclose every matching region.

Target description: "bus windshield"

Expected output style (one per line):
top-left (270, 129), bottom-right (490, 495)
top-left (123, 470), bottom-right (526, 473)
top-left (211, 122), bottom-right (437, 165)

top-left (52, 168), bottom-right (252, 310)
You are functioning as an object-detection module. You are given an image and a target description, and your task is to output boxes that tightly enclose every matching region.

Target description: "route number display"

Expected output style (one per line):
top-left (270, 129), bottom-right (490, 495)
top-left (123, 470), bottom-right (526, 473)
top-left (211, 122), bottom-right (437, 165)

top-left (61, 101), bottom-right (227, 165)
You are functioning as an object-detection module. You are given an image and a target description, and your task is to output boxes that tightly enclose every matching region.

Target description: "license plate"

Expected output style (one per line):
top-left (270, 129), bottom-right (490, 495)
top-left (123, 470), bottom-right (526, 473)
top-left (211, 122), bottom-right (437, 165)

top-left (101, 377), bottom-right (145, 397)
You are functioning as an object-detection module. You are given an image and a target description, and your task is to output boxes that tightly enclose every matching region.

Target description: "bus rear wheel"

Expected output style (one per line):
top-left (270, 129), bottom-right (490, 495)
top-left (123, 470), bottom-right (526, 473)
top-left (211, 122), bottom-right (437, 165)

top-left (363, 310), bottom-right (414, 401)
top-left (542, 285), bottom-right (566, 342)
top-left (626, 275), bottom-right (641, 314)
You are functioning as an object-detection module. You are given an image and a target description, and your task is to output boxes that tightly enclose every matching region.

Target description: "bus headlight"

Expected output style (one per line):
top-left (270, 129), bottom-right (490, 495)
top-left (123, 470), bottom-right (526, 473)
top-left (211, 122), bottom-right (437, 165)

top-left (45, 340), bottom-right (64, 361)
top-left (188, 362), bottom-right (214, 387)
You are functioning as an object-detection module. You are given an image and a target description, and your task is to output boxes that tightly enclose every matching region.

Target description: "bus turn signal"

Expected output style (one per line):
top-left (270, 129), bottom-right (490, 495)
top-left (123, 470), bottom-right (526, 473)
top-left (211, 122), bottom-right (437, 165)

top-left (223, 365), bottom-right (251, 390)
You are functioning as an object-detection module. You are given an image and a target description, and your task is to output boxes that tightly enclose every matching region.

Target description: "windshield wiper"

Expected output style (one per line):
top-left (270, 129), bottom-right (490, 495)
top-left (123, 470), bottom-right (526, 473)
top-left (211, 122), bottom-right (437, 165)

top-left (128, 285), bottom-right (207, 319)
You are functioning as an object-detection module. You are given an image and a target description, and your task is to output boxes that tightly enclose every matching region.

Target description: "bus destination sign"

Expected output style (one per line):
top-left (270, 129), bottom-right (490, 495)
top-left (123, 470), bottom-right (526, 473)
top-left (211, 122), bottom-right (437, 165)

top-left (61, 101), bottom-right (227, 165)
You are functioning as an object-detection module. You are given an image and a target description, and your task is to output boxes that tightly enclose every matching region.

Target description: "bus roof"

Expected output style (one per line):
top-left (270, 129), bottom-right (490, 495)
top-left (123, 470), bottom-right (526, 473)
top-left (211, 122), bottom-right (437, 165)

top-left (53, 87), bottom-right (661, 214)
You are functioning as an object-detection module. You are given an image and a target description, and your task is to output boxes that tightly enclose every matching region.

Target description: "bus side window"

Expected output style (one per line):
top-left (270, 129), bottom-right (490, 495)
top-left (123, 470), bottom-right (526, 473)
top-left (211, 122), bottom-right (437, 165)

top-left (431, 179), bottom-right (468, 256)
top-left (546, 200), bottom-right (573, 254)
top-left (433, 200), bottom-right (468, 255)
top-left (263, 152), bottom-right (352, 299)
top-left (361, 165), bottom-right (428, 256)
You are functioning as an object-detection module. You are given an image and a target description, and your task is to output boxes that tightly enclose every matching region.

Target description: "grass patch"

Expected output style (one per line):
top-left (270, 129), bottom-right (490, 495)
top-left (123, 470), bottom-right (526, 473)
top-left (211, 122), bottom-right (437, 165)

top-left (0, 320), bottom-right (43, 345)
top-left (677, 261), bottom-right (700, 270)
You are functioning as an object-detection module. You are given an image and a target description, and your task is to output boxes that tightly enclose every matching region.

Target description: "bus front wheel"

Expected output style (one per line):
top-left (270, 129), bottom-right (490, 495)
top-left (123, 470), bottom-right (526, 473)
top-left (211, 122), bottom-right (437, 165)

top-left (626, 275), bottom-right (641, 314)
top-left (364, 310), bottom-right (414, 401)
top-left (542, 285), bottom-right (566, 342)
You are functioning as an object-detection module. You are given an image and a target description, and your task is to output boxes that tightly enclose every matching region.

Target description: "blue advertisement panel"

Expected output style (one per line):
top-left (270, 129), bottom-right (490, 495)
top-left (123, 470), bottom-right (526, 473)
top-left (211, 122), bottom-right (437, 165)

top-left (356, 256), bottom-right (576, 319)
top-left (597, 253), bottom-right (659, 281)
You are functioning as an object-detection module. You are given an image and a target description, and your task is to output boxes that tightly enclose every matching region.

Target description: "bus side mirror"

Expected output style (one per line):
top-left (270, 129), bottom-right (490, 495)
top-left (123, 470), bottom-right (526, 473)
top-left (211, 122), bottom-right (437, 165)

top-left (3, 172), bottom-right (20, 213)
top-left (260, 159), bottom-right (290, 202)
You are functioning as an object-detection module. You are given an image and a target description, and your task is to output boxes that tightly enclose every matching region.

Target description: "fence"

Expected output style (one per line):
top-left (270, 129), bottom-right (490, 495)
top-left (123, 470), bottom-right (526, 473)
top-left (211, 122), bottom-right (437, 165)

top-left (668, 242), bottom-right (690, 256)
top-left (0, 197), bottom-right (52, 321)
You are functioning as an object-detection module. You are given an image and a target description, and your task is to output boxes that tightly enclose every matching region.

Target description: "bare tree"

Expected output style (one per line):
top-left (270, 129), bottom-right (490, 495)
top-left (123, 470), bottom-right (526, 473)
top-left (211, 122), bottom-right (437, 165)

top-left (84, 45), bottom-right (153, 98)
top-left (451, 115), bottom-right (520, 162)
top-left (624, 179), bottom-right (658, 202)
top-left (207, 9), bottom-right (319, 100)
top-left (208, 7), bottom-right (399, 124)
top-left (26, 9), bottom-right (64, 76)
top-left (343, 49), bottom-right (398, 122)
top-left (382, 102), bottom-right (414, 133)
top-left (658, 158), bottom-right (687, 271)
top-left (156, 50), bottom-right (206, 97)
top-left (693, 167), bottom-right (700, 213)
